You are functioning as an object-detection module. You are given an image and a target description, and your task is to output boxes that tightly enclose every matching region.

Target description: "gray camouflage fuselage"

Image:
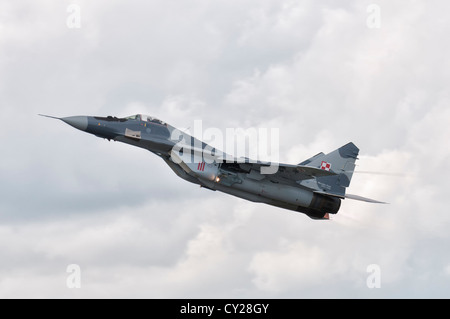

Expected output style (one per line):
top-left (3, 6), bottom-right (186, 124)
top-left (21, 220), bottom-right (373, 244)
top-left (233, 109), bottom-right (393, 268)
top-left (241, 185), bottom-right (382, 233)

top-left (41, 113), bottom-right (382, 220)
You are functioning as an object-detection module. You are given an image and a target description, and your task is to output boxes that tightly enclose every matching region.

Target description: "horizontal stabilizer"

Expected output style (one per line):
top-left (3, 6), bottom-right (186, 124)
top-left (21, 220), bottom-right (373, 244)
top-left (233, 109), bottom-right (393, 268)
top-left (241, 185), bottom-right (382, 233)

top-left (344, 193), bottom-right (388, 204)
top-left (314, 191), bottom-right (387, 204)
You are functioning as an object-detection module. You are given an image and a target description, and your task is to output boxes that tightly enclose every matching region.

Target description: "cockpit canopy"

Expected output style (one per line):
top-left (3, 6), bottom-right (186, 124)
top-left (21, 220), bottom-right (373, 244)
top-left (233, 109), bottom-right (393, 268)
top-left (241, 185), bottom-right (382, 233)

top-left (124, 114), bottom-right (166, 126)
top-left (94, 114), bottom-right (167, 126)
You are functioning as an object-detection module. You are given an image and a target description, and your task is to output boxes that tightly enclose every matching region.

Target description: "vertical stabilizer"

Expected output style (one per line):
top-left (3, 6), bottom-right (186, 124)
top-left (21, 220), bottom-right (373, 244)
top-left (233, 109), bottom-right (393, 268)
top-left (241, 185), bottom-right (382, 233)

top-left (304, 142), bottom-right (359, 196)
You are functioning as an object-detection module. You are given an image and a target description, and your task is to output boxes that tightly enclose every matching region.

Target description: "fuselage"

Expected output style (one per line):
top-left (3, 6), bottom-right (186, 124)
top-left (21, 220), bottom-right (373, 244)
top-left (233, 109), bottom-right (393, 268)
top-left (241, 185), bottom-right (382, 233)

top-left (44, 114), bottom-right (342, 220)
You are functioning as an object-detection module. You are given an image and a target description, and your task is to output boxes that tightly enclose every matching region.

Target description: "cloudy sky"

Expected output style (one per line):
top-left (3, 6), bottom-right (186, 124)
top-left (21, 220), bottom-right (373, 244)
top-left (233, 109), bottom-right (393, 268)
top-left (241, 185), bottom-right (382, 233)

top-left (1, 0), bottom-right (450, 298)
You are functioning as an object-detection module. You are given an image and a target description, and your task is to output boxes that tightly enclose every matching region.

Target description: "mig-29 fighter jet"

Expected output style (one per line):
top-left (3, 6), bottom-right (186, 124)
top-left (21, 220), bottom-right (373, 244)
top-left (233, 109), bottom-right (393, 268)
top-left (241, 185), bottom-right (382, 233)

top-left (40, 114), bottom-right (385, 220)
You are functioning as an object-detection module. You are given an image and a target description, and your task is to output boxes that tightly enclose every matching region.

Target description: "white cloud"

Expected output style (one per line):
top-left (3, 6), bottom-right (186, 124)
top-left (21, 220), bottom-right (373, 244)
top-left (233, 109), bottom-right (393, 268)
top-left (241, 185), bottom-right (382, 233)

top-left (249, 241), bottom-right (327, 292)
top-left (1, 0), bottom-right (450, 298)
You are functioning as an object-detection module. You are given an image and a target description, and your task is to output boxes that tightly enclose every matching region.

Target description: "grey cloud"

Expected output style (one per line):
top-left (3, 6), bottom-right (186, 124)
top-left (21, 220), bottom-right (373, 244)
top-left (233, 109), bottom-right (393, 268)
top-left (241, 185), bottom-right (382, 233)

top-left (1, 0), bottom-right (450, 298)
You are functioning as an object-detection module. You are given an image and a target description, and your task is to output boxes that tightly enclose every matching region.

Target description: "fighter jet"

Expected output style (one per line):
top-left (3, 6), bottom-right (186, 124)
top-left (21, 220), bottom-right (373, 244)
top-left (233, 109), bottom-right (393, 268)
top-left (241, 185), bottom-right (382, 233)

top-left (40, 113), bottom-right (385, 220)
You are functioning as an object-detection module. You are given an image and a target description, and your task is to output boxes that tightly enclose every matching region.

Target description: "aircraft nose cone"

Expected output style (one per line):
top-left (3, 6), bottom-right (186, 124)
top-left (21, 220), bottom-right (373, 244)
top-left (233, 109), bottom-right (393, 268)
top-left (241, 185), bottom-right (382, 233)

top-left (61, 116), bottom-right (88, 131)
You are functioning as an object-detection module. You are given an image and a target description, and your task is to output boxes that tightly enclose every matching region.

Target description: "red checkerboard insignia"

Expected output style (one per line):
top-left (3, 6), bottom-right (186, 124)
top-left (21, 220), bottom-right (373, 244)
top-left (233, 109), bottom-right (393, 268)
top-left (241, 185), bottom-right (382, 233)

top-left (320, 161), bottom-right (331, 171)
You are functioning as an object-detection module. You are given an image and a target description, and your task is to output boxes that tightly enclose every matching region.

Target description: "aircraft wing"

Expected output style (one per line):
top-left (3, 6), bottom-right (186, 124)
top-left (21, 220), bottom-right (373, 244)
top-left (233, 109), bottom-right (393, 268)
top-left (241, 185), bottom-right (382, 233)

top-left (172, 143), bottom-right (336, 182)
top-left (220, 160), bottom-right (337, 184)
top-left (268, 162), bottom-right (337, 180)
